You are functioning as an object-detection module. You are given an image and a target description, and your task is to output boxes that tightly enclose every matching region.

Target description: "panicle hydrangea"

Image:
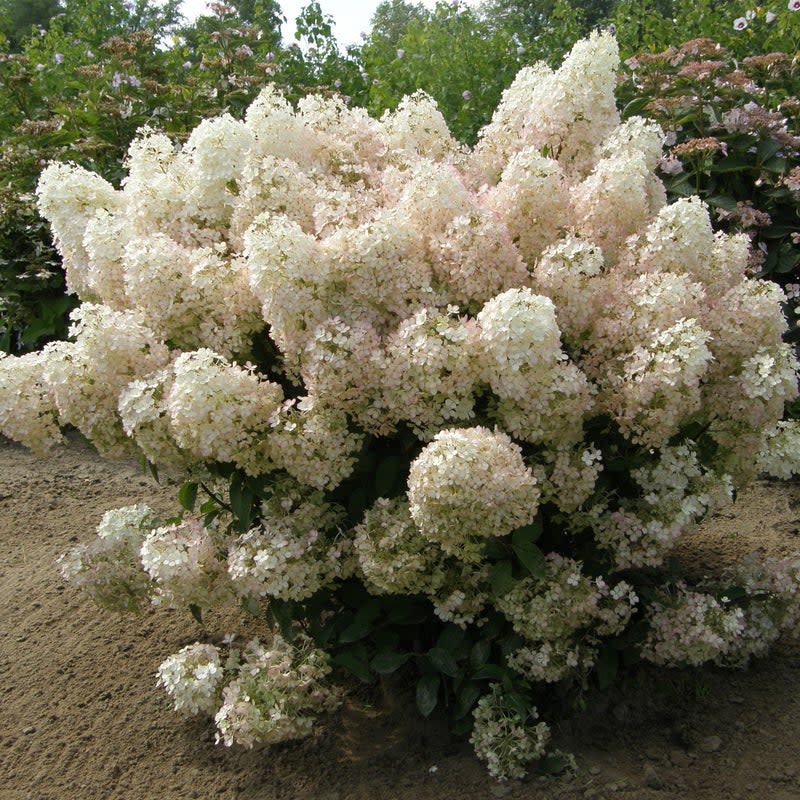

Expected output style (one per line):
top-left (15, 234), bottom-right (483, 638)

top-left (321, 210), bottom-right (434, 322)
top-left (81, 208), bottom-right (130, 307)
top-left (470, 684), bottom-right (551, 781)
top-left (593, 444), bottom-right (734, 569)
top-left (58, 504), bottom-right (155, 613)
top-left (230, 155), bottom-right (319, 247)
top-left (484, 146), bottom-right (571, 267)
top-left (244, 213), bottom-right (331, 374)
top-left (381, 308), bottom-right (479, 439)
top-left (757, 420), bottom-right (800, 479)
top-left (353, 498), bottom-right (440, 596)
top-left (123, 235), bottom-right (262, 358)
top-left (642, 586), bottom-right (745, 666)
top-left (214, 634), bottom-right (342, 748)
top-left (428, 561), bottom-right (491, 627)
top-left (531, 235), bottom-right (606, 349)
top-left (266, 398), bottom-right (364, 490)
top-left (507, 639), bottom-right (597, 684)
top-left (42, 304), bottom-right (170, 455)
top-left (602, 319), bottom-right (713, 447)
top-left (713, 554), bottom-right (800, 666)
top-left (183, 114), bottom-right (255, 223)
top-left (408, 427), bottom-right (540, 562)
top-left (166, 349), bottom-right (283, 474)
top-left (140, 516), bottom-right (233, 609)
top-left (157, 643), bottom-right (225, 715)
top-left (532, 445), bottom-right (603, 513)
top-left (381, 91), bottom-right (460, 164)
top-left (471, 31), bottom-right (620, 184)
top-left (398, 159), bottom-right (473, 234)
top-left (0, 352), bottom-right (62, 453)
top-left (228, 482), bottom-right (351, 602)
top-left (118, 368), bottom-right (188, 468)
top-left (477, 288), bottom-right (593, 445)
top-left (496, 553), bottom-right (636, 643)
top-left (428, 209), bottom-right (526, 307)
top-left (36, 162), bottom-right (123, 297)
top-left (571, 150), bottom-right (659, 264)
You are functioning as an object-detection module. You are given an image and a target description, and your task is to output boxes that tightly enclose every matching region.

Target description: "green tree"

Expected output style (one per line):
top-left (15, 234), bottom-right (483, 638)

top-left (0, 0), bottom-right (62, 50)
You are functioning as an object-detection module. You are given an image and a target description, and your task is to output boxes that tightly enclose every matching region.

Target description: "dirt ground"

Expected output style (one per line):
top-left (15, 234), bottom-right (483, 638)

top-left (2, 434), bottom-right (800, 800)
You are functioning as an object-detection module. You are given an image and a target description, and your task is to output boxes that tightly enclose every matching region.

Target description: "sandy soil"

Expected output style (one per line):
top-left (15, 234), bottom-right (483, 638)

top-left (2, 434), bottom-right (800, 800)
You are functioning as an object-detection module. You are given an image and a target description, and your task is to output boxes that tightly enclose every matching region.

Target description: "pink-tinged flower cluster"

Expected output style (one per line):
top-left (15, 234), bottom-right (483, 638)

top-left (214, 635), bottom-right (342, 748)
top-left (58, 504), bottom-right (155, 613)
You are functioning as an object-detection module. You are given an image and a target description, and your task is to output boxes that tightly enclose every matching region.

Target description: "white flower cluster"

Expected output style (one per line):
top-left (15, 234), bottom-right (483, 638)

top-left (469, 683), bottom-right (551, 781)
top-left (157, 634), bottom-right (341, 747)
top-left (592, 444), bottom-right (734, 569)
top-left (58, 504), bottom-right (155, 613)
top-left (141, 516), bottom-right (233, 609)
top-left (498, 553), bottom-right (637, 682)
top-left (756, 420), bottom-right (800, 479)
top-left (643, 554), bottom-right (800, 668)
top-left (157, 643), bottom-right (225, 715)
top-left (642, 586), bottom-right (746, 667)
top-left (408, 427), bottom-right (540, 563)
top-left (214, 634), bottom-right (342, 748)
top-left (228, 481), bottom-right (351, 601)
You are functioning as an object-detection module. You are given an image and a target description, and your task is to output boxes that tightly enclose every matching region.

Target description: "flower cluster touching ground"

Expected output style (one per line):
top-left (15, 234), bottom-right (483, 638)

top-left (3, 32), bottom-right (800, 780)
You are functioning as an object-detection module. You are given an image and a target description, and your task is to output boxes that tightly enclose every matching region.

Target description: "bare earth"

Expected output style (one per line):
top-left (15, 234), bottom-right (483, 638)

top-left (2, 435), bottom-right (800, 800)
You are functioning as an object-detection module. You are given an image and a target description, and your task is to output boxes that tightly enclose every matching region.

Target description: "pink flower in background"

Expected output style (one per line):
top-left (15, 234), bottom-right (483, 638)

top-left (53, 53), bottom-right (64, 64)
top-left (790, 0), bottom-right (800, 11)
top-left (462, 90), bottom-right (472, 100)
top-left (733, 17), bottom-right (748, 30)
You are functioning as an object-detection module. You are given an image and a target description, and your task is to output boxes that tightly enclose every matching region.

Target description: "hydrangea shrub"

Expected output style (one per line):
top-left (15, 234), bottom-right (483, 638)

top-left (3, 33), bottom-right (800, 780)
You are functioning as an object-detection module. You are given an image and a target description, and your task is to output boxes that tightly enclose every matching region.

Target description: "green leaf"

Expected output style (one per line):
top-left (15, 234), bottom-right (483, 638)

top-left (427, 646), bottom-right (461, 677)
top-left (757, 138), bottom-right (783, 164)
top-left (471, 663), bottom-right (508, 681)
top-left (712, 156), bottom-right (752, 173)
top-left (188, 603), bottom-right (203, 625)
top-left (416, 673), bottom-right (440, 717)
top-left (454, 681), bottom-right (481, 719)
top-left (178, 481), bottom-right (198, 512)
top-left (370, 650), bottom-right (413, 674)
top-left (490, 559), bottom-right (514, 597)
top-left (436, 624), bottom-right (467, 653)
top-left (762, 156), bottom-right (787, 174)
top-left (706, 194), bottom-right (737, 212)
top-left (229, 473), bottom-right (254, 532)
top-left (505, 690), bottom-right (529, 720)
top-left (339, 600), bottom-right (381, 643)
top-left (333, 645), bottom-right (372, 683)
top-left (470, 639), bottom-right (491, 670)
top-left (511, 526), bottom-right (546, 578)
top-left (385, 596), bottom-right (429, 625)
top-left (596, 644), bottom-right (619, 690)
